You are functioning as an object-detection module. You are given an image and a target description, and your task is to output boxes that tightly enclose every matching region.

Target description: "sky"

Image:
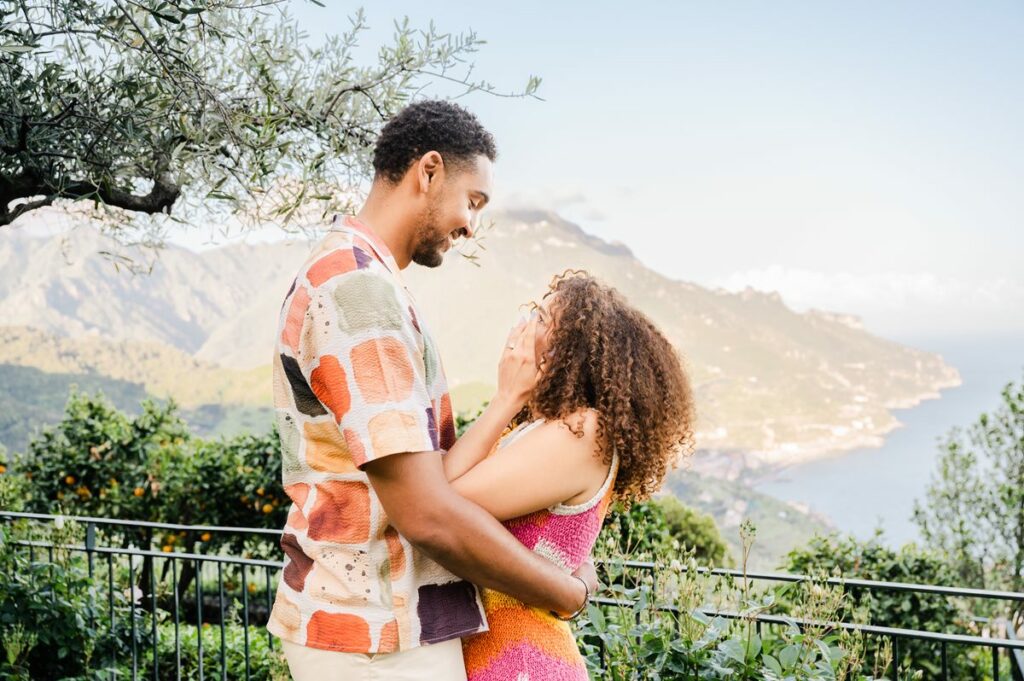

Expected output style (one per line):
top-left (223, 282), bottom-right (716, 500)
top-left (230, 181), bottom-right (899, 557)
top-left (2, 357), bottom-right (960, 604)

top-left (178, 1), bottom-right (1024, 343)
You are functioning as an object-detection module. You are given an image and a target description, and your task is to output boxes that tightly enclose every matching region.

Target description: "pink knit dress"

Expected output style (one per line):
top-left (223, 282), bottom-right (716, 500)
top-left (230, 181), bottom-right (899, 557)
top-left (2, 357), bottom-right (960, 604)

top-left (461, 420), bottom-right (619, 681)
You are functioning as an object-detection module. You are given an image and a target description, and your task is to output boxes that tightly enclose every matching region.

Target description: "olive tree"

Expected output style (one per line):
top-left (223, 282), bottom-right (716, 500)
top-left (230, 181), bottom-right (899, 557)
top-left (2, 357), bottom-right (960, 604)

top-left (0, 0), bottom-right (537, 238)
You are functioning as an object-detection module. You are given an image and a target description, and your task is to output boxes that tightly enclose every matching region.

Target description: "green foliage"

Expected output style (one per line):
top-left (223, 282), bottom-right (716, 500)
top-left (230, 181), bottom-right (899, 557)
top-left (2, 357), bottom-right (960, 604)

top-left (0, 520), bottom-right (141, 680)
top-left (133, 623), bottom-right (289, 681)
top-left (21, 392), bottom-right (190, 520)
top-left (784, 532), bottom-right (979, 678)
top-left (581, 524), bottom-right (895, 681)
top-left (0, 511), bottom-right (283, 681)
top-left (913, 374), bottom-right (1024, 602)
top-left (17, 391), bottom-right (286, 555)
top-left (158, 428), bottom-right (287, 555)
top-left (600, 496), bottom-right (731, 567)
top-left (1, 0), bottom-right (537, 236)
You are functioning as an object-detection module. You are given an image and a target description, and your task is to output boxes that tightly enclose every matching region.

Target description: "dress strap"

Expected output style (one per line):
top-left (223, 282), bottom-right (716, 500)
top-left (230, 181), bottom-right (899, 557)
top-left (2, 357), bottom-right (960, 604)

top-left (549, 452), bottom-right (619, 515)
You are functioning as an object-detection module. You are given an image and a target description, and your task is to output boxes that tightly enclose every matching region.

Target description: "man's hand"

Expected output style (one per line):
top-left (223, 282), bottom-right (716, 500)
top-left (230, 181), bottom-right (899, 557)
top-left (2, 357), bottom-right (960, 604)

top-left (572, 557), bottom-right (599, 601)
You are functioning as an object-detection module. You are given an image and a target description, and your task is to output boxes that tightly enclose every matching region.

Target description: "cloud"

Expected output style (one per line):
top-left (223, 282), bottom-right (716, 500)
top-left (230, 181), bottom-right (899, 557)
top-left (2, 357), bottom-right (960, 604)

top-left (494, 187), bottom-right (590, 213)
top-left (712, 266), bottom-right (1024, 339)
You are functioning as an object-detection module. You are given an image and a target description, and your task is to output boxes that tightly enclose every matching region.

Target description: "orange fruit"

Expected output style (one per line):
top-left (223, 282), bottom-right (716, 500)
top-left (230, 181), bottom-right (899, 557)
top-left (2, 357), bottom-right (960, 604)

top-left (0, 465), bottom-right (6, 474)
top-left (256, 487), bottom-right (265, 496)
top-left (200, 532), bottom-right (212, 542)
top-left (247, 582), bottom-right (258, 594)
top-left (162, 546), bottom-right (172, 553)
top-left (133, 487), bottom-right (145, 497)
top-left (262, 504), bottom-right (273, 514)
top-left (65, 475), bottom-right (76, 485)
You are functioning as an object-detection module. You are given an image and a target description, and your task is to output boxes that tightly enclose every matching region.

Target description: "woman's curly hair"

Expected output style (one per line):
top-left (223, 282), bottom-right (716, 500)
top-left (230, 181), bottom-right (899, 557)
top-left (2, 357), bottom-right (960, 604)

top-left (518, 271), bottom-right (696, 502)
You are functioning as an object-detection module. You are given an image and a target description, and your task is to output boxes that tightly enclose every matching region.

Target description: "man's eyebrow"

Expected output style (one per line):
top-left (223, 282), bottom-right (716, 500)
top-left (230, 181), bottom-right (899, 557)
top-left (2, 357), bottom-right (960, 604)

top-left (473, 190), bottom-right (490, 205)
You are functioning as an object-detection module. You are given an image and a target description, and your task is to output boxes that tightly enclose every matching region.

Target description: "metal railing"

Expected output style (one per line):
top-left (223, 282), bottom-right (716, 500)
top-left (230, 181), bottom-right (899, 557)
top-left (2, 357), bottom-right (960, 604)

top-left (592, 560), bottom-right (1024, 680)
top-left (2, 511), bottom-right (284, 681)
top-left (3, 510), bottom-right (1023, 681)
top-left (1009, 622), bottom-right (1024, 681)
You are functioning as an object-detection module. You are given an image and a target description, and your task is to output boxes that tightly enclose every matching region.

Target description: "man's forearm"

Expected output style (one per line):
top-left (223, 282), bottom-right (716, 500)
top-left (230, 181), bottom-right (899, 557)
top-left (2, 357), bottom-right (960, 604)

top-left (415, 490), bottom-right (585, 615)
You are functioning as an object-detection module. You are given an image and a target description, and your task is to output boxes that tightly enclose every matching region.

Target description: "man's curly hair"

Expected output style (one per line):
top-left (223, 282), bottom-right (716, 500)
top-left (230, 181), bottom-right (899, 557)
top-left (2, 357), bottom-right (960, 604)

top-left (373, 100), bottom-right (497, 183)
top-left (518, 271), bottom-right (696, 502)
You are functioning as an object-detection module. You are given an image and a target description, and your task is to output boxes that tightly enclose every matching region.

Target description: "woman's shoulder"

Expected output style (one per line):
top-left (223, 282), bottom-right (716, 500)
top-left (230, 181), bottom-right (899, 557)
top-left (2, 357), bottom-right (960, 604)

top-left (529, 409), bottom-right (604, 464)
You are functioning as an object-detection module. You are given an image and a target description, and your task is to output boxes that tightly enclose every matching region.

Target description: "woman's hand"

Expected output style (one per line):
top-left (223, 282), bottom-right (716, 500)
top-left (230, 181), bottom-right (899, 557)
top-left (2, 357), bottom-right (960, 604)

top-left (495, 316), bottom-right (540, 411)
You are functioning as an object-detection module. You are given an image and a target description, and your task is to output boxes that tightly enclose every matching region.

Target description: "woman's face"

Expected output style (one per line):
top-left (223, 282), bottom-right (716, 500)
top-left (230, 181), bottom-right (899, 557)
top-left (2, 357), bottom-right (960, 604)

top-left (533, 294), bottom-right (557, 369)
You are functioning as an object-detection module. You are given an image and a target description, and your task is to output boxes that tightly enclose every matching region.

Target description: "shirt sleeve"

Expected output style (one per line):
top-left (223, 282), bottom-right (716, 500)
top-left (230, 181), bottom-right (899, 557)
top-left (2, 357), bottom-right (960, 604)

top-left (292, 267), bottom-right (437, 469)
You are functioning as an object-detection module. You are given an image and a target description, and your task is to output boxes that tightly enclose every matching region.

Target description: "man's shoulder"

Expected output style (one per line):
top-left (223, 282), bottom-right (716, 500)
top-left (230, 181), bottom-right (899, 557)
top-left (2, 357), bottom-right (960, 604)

top-left (298, 234), bottom-right (387, 291)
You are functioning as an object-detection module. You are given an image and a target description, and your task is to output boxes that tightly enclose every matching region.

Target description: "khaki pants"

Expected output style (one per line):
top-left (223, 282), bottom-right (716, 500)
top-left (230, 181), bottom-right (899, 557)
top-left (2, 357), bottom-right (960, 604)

top-left (281, 638), bottom-right (468, 681)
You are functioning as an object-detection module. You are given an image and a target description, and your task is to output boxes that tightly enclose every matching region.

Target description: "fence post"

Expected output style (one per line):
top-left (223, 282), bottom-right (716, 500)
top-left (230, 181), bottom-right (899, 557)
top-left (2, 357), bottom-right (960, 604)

top-left (86, 522), bottom-right (96, 578)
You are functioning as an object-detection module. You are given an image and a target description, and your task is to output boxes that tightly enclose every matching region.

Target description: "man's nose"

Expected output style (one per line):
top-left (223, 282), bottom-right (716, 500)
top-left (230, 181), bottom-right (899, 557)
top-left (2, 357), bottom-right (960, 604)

top-left (463, 220), bottom-right (476, 239)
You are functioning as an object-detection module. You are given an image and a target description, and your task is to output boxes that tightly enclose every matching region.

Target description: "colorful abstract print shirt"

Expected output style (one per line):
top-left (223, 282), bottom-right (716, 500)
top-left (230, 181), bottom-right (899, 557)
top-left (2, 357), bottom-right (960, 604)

top-left (266, 216), bottom-right (487, 654)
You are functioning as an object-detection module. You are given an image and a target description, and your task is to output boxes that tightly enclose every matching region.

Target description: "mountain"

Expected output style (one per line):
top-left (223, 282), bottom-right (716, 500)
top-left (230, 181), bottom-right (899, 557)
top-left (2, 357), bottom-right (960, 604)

top-left (0, 210), bottom-right (960, 465)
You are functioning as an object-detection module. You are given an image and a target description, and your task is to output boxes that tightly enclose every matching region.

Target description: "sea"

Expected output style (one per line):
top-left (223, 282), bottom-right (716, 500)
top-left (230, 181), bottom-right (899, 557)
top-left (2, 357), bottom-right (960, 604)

top-left (751, 334), bottom-right (1023, 547)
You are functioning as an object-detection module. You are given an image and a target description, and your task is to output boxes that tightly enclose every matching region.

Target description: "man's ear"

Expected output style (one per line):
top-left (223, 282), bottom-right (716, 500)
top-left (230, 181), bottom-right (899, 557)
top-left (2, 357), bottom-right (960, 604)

top-left (417, 151), bottom-right (444, 193)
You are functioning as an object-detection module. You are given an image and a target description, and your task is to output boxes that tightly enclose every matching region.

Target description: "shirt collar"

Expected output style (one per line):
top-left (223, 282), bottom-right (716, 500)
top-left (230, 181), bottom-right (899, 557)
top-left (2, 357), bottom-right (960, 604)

top-left (333, 214), bottom-right (401, 275)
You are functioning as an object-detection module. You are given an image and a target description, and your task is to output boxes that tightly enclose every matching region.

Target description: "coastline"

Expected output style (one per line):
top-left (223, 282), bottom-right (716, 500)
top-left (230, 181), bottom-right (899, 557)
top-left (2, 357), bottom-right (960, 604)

top-left (692, 373), bottom-right (964, 483)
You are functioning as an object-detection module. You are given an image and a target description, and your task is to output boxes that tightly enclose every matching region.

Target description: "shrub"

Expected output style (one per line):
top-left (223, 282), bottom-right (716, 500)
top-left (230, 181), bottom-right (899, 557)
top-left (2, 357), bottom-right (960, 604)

top-left (601, 496), bottom-right (731, 567)
top-left (132, 623), bottom-right (289, 681)
top-left (0, 517), bottom-right (142, 680)
top-left (580, 522), bottom-right (893, 681)
top-left (784, 532), bottom-right (980, 678)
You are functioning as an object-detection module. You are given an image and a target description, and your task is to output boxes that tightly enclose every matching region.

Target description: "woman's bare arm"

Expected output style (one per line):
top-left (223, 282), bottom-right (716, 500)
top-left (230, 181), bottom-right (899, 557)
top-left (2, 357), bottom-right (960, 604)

top-left (450, 412), bottom-right (607, 521)
top-left (443, 395), bottom-right (522, 482)
top-left (443, 317), bottom-right (540, 481)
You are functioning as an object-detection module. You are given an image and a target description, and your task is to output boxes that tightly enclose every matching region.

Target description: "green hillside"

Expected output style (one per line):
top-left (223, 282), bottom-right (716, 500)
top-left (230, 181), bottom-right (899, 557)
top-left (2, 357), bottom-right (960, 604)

top-left (0, 361), bottom-right (274, 455)
top-left (667, 470), bottom-right (831, 570)
top-left (0, 364), bottom-right (149, 454)
top-left (0, 327), bottom-right (271, 409)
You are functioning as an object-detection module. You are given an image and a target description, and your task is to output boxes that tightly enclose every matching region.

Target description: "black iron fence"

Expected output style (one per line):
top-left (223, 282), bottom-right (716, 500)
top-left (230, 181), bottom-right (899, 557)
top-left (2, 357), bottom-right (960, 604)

top-left (2, 510), bottom-right (1022, 680)
top-left (592, 560), bottom-right (1024, 680)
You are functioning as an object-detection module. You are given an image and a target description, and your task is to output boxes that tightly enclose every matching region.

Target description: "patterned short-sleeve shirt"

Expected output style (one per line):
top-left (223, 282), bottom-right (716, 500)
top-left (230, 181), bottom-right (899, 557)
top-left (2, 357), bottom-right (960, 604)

top-left (266, 216), bottom-right (488, 653)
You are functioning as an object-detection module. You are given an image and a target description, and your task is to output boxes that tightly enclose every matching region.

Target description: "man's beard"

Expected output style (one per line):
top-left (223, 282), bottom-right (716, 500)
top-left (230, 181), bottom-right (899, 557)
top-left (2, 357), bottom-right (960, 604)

top-left (410, 201), bottom-right (449, 268)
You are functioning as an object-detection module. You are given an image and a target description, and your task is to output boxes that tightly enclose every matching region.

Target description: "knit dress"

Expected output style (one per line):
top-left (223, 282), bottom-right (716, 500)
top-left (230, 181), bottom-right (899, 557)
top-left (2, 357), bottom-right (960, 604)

top-left (461, 420), bottom-right (619, 681)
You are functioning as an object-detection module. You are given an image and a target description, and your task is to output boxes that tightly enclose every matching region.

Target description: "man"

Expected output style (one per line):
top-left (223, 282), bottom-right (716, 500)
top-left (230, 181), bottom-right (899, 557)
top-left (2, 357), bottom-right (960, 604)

top-left (267, 100), bottom-right (595, 680)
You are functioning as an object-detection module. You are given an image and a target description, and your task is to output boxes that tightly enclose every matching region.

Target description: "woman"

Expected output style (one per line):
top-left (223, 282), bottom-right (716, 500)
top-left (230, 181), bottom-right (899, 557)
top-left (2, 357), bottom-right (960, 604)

top-left (443, 270), bottom-right (696, 681)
